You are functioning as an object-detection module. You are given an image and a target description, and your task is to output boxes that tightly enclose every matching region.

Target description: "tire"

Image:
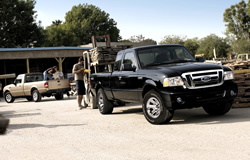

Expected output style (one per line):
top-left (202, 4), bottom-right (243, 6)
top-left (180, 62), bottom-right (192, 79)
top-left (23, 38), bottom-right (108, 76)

top-left (4, 92), bottom-right (15, 103)
top-left (32, 90), bottom-right (41, 102)
top-left (203, 101), bottom-right (232, 116)
top-left (26, 96), bottom-right (33, 101)
top-left (55, 93), bottom-right (64, 100)
top-left (97, 88), bottom-right (113, 114)
top-left (142, 90), bottom-right (174, 124)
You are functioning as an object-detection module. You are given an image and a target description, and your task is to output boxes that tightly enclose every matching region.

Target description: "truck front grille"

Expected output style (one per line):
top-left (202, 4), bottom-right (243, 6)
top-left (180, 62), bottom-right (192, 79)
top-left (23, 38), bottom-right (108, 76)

top-left (181, 70), bottom-right (224, 89)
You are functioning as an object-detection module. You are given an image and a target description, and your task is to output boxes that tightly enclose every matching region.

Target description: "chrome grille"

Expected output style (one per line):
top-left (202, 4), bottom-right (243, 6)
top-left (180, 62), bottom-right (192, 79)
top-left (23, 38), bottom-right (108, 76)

top-left (181, 70), bottom-right (224, 89)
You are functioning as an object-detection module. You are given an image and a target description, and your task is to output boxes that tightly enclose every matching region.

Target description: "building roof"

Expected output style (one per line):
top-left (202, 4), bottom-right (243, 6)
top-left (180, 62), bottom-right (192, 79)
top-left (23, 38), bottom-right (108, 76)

top-left (0, 47), bottom-right (92, 52)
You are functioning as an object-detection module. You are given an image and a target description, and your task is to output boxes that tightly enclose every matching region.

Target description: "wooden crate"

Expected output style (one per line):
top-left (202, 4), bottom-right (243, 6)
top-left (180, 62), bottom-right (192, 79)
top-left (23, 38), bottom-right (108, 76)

top-left (232, 71), bottom-right (250, 108)
top-left (89, 45), bottom-right (132, 65)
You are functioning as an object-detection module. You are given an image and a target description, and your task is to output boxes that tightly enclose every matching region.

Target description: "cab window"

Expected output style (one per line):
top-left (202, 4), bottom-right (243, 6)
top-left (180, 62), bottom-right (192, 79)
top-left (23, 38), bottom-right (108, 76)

top-left (113, 52), bottom-right (123, 71)
top-left (123, 52), bottom-right (137, 68)
top-left (15, 75), bottom-right (23, 84)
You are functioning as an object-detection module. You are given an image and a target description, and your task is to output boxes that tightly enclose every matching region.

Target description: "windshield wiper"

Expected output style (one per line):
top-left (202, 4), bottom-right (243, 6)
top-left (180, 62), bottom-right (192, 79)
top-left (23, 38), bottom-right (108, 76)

top-left (169, 59), bottom-right (195, 63)
top-left (145, 62), bottom-right (162, 67)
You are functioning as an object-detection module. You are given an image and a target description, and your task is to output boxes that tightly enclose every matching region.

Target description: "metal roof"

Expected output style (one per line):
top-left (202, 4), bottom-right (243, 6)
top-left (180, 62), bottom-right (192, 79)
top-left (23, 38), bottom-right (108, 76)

top-left (0, 47), bottom-right (92, 52)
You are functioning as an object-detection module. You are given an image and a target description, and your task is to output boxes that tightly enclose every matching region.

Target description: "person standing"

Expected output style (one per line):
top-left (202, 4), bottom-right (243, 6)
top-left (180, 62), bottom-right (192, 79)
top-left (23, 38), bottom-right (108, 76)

top-left (72, 57), bottom-right (86, 110)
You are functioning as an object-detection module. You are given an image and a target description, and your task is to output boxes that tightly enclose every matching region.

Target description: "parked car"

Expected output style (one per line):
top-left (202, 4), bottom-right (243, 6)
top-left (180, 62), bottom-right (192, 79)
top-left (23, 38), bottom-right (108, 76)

top-left (3, 73), bottom-right (71, 103)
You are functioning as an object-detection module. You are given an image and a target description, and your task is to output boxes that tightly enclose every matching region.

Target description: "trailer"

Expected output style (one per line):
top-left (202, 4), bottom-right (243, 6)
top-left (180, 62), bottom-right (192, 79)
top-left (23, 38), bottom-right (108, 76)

top-left (81, 35), bottom-right (132, 109)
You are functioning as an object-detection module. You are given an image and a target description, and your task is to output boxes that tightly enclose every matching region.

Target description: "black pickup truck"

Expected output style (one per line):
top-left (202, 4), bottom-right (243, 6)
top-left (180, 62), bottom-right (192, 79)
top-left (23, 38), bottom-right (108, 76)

top-left (90, 45), bottom-right (238, 124)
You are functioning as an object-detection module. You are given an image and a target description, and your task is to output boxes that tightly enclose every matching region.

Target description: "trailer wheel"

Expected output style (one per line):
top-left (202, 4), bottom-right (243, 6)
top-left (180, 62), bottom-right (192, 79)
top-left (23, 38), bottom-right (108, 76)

top-left (143, 90), bottom-right (174, 124)
top-left (203, 101), bottom-right (232, 115)
top-left (4, 92), bottom-right (15, 103)
top-left (32, 90), bottom-right (41, 102)
top-left (97, 88), bottom-right (113, 114)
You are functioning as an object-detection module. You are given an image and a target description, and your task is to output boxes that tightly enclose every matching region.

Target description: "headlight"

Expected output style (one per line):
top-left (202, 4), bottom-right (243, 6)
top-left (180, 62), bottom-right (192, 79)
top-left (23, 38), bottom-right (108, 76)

top-left (224, 71), bottom-right (234, 80)
top-left (163, 76), bottom-right (184, 87)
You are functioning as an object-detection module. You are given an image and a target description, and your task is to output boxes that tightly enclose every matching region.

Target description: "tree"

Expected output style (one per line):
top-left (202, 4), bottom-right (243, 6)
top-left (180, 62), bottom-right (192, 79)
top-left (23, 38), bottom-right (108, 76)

top-left (223, 0), bottom-right (249, 39)
top-left (159, 35), bottom-right (187, 45)
top-left (64, 4), bottom-right (121, 45)
top-left (226, 34), bottom-right (250, 54)
top-left (196, 34), bottom-right (230, 59)
top-left (127, 34), bottom-right (157, 44)
top-left (141, 38), bottom-right (157, 44)
top-left (52, 20), bottom-right (62, 26)
top-left (43, 24), bottom-right (78, 47)
top-left (184, 38), bottom-right (200, 56)
top-left (0, 0), bottom-right (43, 48)
top-left (129, 34), bottom-right (145, 42)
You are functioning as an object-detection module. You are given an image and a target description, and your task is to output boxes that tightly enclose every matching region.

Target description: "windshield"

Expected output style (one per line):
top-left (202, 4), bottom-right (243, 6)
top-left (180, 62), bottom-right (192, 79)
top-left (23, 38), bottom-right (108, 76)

top-left (137, 46), bottom-right (196, 67)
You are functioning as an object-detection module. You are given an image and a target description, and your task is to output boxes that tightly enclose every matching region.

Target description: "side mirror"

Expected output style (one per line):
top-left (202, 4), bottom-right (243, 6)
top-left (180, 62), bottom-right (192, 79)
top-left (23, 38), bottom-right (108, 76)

top-left (196, 56), bottom-right (204, 62)
top-left (122, 63), bottom-right (136, 72)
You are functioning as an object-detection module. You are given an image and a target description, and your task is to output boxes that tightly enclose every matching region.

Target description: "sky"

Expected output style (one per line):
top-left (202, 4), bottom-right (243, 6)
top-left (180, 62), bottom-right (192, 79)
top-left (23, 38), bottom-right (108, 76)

top-left (34, 0), bottom-right (244, 43)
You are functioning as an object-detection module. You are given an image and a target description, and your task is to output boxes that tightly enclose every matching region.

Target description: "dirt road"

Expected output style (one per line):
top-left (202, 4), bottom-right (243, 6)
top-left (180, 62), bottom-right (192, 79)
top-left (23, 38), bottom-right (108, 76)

top-left (0, 96), bottom-right (249, 160)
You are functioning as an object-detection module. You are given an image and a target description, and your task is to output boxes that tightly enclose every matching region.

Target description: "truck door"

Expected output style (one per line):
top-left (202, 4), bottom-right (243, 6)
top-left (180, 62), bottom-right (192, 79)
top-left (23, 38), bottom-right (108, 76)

top-left (11, 74), bottom-right (25, 97)
top-left (110, 51), bottom-right (139, 102)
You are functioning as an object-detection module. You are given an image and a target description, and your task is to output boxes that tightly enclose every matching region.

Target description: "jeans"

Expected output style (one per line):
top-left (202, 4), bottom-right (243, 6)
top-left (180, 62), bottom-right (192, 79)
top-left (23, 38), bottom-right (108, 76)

top-left (43, 71), bottom-right (53, 80)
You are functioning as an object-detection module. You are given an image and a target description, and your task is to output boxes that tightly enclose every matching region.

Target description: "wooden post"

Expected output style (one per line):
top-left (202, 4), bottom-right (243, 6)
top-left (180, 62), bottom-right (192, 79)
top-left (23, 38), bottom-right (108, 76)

top-left (55, 57), bottom-right (65, 72)
top-left (26, 59), bottom-right (30, 73)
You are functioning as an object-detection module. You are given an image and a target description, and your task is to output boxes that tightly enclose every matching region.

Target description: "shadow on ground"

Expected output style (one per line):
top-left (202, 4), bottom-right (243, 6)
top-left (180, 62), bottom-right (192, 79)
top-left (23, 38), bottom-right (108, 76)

top-left (112, 104), bottom-right (250, 125)
top-left (9, 96), bottom-right (76, 104)
top-left (8, 123), bottom-right (85, 130)
top-left (170, 108), bottom-right (250, 125)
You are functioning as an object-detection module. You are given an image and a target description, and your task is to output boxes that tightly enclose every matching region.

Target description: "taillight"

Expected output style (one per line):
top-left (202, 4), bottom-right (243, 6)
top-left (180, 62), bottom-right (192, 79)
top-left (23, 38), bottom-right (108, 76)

top-left (44, 82), bottom-right (48, 88)
top-left (69, 80), bottom-right (71, 86)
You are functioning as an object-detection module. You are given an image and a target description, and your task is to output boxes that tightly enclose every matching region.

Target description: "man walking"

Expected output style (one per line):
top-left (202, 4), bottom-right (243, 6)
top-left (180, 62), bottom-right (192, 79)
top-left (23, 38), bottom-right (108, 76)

top-left (72, 57), bottom-right (86, 110)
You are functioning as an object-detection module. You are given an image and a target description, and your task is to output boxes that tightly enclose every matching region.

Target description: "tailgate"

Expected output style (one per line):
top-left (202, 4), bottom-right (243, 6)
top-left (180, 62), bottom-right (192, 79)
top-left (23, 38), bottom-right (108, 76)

top-left (47, 79), bottom-right (69, 90)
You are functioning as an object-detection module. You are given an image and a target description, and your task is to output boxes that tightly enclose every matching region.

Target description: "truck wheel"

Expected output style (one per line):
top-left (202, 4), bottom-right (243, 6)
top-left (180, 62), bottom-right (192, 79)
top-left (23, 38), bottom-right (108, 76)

top-left (55, 93), bottom-right (64, 100)
top-left (203, 101), bottom-right (232, 115)
top-left (32, 90), bottom-right (41, 102)
top-left (143, 90), bottom-right (174, 124)
top-left (26, 96), bottom-right (33, 101)
top-left (4, 92), bottom-right (15, 103)
top-left (97, 88), bottom-right (113, 114)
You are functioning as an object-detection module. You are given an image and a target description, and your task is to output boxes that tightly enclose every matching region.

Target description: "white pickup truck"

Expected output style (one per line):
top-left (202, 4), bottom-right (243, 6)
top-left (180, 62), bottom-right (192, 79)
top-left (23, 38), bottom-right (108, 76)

top-left (3, 73), bottom-right (71, 103)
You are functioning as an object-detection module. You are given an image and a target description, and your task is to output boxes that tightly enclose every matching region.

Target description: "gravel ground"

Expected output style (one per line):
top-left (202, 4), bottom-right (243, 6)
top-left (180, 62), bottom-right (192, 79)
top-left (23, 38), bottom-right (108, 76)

top-left (0, 96), bottom-right (250, 160)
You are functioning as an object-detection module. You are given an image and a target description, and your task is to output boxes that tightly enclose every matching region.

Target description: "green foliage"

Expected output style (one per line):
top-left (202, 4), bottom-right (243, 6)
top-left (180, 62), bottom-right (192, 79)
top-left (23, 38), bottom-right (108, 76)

top-left (227, 35), bottom-right (250, 54)
top-left (159, 35), bottom-right (187, 45)
top-left (129, 34), bottom-right (145, 42)
top-left (43, 4), bottom-right (121, 46)
top-left (0, 0), bottom-right (43, 48)
top-left (142, 39), bottom-right (157, 44)
top-left (223, 0), bottom-right (250, 39)
top-left (126, 34), bottom-right (156, 44)
top-left (184, 38), bottom-right (200, 56)
top-left (196, 34), bottom-right (230, 59)
top-left (223, 0), bottom-right (250, 54)
top-left (64, 4), bottom-right (121, 45)
top-left (52, 20), bottom-right (62, 26)
top-left (43, 24), bottom-right (78, 47)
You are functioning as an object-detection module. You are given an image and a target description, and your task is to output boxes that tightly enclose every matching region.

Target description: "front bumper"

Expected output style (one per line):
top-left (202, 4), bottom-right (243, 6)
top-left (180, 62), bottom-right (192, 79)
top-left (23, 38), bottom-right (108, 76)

top-left (160, 81), bottom-right (238, 110)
